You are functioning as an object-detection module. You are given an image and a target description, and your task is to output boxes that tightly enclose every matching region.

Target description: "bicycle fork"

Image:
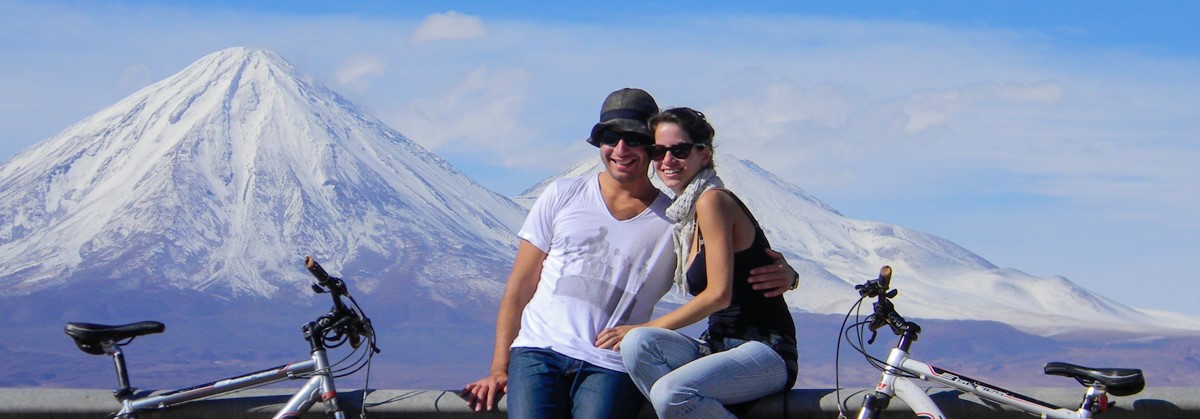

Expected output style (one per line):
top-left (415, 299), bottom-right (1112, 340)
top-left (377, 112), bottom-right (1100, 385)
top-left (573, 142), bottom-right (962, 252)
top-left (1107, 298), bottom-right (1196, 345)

top-left (857, 374), bottom-right (944, 419)
top-left (856, 332), bottom-right (945, 419)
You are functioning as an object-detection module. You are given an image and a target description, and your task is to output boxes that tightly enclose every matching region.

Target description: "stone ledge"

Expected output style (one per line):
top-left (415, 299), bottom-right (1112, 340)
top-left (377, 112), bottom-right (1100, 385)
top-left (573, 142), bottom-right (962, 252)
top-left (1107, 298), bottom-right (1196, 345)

top-left (0, 387), bottom-right (1194, 418)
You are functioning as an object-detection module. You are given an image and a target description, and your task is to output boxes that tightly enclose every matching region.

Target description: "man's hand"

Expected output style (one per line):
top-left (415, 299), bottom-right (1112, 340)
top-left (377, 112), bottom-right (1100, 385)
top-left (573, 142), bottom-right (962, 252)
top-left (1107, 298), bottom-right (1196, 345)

top-left (595, 325), bottom-right (639, 350)
top-left (748, 248), bottom-right (798, 298)
top-left (461, 373), bottom-right (508, 412)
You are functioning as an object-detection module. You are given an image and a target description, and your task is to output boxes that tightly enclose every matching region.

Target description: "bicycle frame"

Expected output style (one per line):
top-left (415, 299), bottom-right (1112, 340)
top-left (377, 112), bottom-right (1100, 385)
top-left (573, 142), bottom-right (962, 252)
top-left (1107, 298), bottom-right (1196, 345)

top-left (67, 257), bottom-right (376, 419)
top-left (847, 266), bottom-right (1128, 419)
top-left (857, 344), bottom-right (1104, 419)
top-left (115, 346), bottom-right (345, 419)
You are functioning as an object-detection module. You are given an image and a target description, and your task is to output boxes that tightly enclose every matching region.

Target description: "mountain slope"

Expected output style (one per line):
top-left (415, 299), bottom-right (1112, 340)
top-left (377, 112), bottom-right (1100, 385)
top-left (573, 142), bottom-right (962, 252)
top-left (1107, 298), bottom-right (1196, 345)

top-left (0, 48), bottom-right (523, 309)
top-left (517, 155), bottom-right (1200, 336)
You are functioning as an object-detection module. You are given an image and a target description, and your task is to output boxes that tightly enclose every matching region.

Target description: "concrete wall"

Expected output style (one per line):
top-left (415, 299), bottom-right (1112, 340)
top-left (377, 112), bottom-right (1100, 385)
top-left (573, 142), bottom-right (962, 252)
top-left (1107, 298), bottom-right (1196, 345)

top-left (2, 387), bottom-right (1196, 418)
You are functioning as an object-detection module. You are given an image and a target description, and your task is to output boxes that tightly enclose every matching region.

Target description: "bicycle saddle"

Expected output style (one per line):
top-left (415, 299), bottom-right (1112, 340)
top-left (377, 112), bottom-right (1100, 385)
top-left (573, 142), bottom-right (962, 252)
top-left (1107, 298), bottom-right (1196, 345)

top-left (64, 321), bottom-right (165, 355)
top-left (1044, 362), bottom-right (1145, 396)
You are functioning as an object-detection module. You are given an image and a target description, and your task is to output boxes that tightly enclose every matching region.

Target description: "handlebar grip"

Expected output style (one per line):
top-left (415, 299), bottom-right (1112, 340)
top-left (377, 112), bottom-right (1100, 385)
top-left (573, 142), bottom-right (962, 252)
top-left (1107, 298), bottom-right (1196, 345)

top-left (305, 256), bottom-right (331, 285)
top-left (878, 266), bottom-right (892, 290)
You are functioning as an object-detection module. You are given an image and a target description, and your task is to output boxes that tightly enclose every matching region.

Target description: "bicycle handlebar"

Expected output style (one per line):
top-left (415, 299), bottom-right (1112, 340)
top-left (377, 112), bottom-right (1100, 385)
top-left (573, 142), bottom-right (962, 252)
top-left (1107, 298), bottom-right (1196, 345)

top-left (305, 256), bottom-right (333, 285)
top-left (305, 256), bottom-right (350, 297)
top-left (855, 265), bottom-right (894, 298)
top-left (855, 266), bottom-right (920, 341)
top-left (303, 256), bottom-right (376, 351)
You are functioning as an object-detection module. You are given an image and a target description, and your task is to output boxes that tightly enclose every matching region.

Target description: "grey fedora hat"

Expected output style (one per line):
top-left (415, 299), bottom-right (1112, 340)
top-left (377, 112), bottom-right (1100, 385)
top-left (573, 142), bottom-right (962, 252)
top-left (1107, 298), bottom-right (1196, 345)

top-left (587, 88), bottom-right (659, 147)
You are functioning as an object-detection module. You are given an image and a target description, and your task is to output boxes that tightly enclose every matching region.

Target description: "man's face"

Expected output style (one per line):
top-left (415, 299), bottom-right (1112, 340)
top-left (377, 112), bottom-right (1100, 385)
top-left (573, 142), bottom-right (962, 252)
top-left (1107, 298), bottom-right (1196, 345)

top-left (596, 129), bottom-right (654, 184)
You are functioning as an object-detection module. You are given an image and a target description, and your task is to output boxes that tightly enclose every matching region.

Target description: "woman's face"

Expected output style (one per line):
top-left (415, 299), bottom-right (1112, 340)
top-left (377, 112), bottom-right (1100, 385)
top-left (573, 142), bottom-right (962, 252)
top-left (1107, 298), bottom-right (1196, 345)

top-left (651, 122), bottom-right (711, 194)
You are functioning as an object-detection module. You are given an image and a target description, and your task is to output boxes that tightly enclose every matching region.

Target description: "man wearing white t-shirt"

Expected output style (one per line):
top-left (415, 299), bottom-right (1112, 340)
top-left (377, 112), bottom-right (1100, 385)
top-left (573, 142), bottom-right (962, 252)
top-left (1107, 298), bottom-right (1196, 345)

top-left (462, 88), bottom-right (797, 418)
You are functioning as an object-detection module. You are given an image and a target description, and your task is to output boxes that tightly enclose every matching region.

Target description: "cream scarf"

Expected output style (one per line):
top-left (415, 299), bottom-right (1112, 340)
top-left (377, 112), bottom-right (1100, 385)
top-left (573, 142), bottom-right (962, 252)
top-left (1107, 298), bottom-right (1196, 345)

top-left (665, 167), bottom-right (724, 294)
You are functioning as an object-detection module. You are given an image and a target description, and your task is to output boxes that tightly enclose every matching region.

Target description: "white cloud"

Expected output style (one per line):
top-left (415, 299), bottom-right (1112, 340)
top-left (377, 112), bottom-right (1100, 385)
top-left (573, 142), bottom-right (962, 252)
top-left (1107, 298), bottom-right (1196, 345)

top-left (410, 11), bottom-right (486, 43)
top-left (902, 89), bottom-right (963, 133)
top-left (116, 64), bottom-right (154, 90)
top-left (334, 52), bottom-right (386, 90)
top-left (900, 82), bottom-right (1064, 133)
top-left (387, 65), bottom-right (532, 163)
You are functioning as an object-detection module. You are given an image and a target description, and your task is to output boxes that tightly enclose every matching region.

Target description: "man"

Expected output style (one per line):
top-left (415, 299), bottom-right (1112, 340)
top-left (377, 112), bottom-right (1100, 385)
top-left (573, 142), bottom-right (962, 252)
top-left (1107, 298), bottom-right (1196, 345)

top-left (462, 88), bottom-right (798, 418)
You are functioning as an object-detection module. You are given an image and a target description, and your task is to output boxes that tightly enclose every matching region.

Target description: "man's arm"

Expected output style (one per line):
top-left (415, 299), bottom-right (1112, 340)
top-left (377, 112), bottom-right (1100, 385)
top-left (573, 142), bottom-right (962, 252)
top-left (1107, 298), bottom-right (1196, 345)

top-left (461, 240), bottom-right (546, 412)
top-left (747, 248), bottom-right (799, 298)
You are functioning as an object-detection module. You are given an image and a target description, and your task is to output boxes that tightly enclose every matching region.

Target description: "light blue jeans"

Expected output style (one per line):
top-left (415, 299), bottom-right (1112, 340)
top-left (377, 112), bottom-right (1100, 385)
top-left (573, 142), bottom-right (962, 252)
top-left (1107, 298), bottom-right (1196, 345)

top-left (621, 327), bottom-right (787, 419)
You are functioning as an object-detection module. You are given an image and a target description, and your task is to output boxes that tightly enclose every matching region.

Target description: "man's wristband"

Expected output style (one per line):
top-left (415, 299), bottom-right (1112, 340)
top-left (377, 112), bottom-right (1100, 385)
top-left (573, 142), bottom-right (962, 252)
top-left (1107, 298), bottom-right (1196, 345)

top-left (788, 271), bottom-right (800, 290)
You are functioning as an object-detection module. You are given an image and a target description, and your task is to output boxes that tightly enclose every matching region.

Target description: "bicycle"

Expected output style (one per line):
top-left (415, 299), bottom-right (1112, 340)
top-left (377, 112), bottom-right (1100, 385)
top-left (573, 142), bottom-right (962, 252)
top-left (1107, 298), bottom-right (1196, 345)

top-left (64, 256), bottom-right (380, 419)
top-left (836, 266), bottom-right (1146, 419)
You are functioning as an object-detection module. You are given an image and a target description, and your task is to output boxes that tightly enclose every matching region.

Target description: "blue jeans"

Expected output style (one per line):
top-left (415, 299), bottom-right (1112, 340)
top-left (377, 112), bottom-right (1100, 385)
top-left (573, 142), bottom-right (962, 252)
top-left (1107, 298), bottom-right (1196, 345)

top-left (507, 347), bottom-right (646, 419)
top-left (621, 327), bottom-right (787, 419)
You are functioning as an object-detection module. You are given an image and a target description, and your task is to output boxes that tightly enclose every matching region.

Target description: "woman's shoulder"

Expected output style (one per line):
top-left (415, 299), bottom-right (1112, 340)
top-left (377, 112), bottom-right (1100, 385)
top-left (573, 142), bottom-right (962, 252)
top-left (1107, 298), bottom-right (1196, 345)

top-left (696, 188), bottom-right (743, 215)
top-left (698, 187), bottom-right (739, 204)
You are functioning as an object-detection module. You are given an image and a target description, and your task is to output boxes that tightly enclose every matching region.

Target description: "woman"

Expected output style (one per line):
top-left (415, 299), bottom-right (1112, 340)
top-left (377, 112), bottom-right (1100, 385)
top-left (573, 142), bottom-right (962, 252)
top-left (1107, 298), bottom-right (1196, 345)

top-left (595, 107), bottom-right (798, 418)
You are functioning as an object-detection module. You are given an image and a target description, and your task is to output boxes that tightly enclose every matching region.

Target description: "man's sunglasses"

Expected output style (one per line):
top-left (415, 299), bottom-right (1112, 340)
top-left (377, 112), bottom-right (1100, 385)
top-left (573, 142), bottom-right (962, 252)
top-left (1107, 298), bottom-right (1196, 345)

top-left (594, 130), bottom-right (654, 148)
top-left (649, 143), bottom-right (708, 161)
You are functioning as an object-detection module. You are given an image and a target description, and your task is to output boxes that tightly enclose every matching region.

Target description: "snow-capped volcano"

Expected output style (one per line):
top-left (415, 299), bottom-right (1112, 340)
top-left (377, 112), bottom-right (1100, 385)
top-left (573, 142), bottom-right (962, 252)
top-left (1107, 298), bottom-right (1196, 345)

top-left (0, 47), bottom-right (524, 303)
top-left (516, 156), bottom-right (1200, 336)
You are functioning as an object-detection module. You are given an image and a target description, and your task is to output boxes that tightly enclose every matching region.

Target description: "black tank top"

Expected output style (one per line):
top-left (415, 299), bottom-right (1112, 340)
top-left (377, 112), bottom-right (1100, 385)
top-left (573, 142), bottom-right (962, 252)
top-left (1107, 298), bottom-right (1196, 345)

top-left (685, 190), bottom-right (798, 387)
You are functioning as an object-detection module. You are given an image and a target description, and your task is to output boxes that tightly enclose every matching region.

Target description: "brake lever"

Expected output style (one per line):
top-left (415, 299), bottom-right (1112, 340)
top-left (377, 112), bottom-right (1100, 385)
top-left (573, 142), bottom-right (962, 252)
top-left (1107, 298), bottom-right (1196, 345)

top-left (865, 314), bottom-right (881, 344)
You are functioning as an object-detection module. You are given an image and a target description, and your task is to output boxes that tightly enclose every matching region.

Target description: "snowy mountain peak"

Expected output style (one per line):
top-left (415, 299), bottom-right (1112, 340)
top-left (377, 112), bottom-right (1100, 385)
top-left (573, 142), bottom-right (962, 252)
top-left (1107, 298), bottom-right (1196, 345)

top-left (0, 47), bottom-right (524, 302)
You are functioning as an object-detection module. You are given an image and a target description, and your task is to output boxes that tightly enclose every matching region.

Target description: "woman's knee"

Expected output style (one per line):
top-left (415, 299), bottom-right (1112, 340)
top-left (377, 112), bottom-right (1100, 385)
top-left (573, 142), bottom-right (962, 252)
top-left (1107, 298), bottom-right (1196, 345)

top-left (622, 326), bottom-right (652, 348)
top-left (620, 327), bottom-right (668, 363)
top-left (648, 380), bottom-right (692, 414)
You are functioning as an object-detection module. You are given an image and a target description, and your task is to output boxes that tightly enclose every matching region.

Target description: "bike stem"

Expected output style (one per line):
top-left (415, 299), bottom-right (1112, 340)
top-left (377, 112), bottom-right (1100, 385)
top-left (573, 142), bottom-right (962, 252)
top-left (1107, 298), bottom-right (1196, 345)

top-left (895, 322), bottom-right (919, 353)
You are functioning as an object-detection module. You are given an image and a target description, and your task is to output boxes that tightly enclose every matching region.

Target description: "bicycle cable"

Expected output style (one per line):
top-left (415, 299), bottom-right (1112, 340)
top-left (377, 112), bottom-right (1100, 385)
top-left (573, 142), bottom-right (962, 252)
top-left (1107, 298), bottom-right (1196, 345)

top-left (834, 296), bottom-right (866, 418)
top-left (834, 292), bottom-right (927, 418)
top-left (847, 317), bottom-right (920, 381)
top-left (345, 290), bottom-right (379, 419)
top-left (357, 333), bottom-right (377, 419)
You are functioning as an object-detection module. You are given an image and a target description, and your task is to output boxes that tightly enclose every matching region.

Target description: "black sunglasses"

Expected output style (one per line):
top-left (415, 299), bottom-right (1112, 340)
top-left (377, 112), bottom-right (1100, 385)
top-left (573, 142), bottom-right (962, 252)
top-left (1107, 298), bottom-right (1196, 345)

top-left (594, 130), bottom-right (654, 148)
top-left (649, 143), bottom-right (708, 161)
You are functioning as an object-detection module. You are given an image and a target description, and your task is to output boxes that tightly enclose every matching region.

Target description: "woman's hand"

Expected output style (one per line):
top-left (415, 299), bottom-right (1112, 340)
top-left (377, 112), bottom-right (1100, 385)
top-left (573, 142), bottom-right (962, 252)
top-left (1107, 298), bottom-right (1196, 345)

top-left (595, 325), bottom-right (640, 350)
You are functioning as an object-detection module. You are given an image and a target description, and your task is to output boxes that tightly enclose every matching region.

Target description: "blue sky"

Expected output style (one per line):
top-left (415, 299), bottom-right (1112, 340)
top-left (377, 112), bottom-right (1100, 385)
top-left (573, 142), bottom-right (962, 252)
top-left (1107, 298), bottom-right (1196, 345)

top-left (2, 0), bottom-right (1198, 317)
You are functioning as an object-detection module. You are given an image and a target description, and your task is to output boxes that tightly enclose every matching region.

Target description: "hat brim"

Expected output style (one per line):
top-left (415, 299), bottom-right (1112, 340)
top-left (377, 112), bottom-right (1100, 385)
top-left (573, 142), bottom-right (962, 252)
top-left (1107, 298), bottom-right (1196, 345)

top-left (588, 119), bottom-right (654, 146)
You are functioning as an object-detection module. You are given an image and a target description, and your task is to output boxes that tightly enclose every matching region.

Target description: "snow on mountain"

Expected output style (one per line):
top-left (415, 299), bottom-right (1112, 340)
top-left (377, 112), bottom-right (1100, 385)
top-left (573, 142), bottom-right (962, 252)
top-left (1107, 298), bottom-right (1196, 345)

top-left (0, 47), bottom-right (524, 308)
top-left (518, 155), bottom-right (1200, 336)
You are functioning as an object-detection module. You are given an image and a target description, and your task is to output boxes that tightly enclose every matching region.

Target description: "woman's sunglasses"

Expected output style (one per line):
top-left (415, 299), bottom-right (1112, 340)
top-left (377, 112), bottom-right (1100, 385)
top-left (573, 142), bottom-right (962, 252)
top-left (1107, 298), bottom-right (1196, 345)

top-left (649, 143), bottom-right (708, 161)
top-left (594, 130), bottom-right (654, 148)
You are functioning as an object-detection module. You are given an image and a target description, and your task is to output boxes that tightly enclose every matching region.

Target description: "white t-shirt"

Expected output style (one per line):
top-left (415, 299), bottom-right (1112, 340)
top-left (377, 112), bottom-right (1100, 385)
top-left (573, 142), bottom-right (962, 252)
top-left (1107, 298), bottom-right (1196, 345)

top-left (512, 174), bottom-right (677, 372)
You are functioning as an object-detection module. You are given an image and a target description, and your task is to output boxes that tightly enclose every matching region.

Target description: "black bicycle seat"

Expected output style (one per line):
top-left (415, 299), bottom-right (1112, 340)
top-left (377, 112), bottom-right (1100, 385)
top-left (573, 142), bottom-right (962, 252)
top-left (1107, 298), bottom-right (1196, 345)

top-left (1044, 362), bottom-right (1145, 396)
top-left (64, 321), bottom-right (165, 355)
